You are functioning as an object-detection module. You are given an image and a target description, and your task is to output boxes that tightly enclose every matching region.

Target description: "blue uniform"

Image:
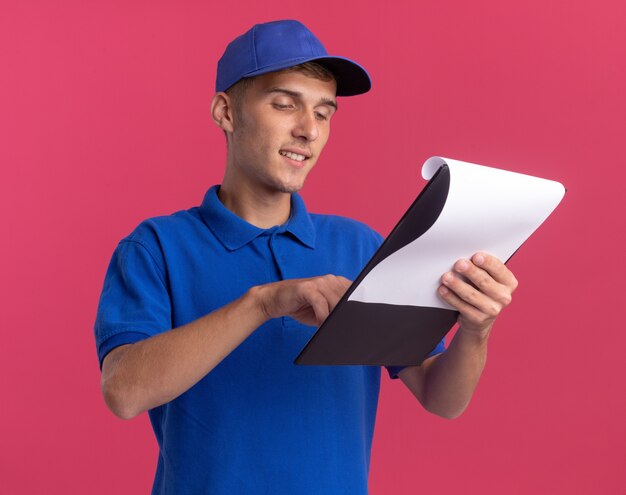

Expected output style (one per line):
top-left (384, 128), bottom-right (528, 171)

top-left (95, 186), bottom-right (444, 494)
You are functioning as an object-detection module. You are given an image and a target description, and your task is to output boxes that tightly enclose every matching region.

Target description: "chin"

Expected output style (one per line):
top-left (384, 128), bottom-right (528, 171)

top-left (272, 177), bottom-right (307, 194)
top-left (277, 183), bottom-right (304, 194)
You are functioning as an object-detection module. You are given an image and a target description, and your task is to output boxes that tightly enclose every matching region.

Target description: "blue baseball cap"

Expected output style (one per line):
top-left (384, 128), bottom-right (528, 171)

top-left (216, 20), bottom-right (372, 96)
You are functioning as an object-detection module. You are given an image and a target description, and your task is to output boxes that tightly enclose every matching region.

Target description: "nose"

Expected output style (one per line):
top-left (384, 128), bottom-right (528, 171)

top-left (292, 110), bottom-right (319, 142)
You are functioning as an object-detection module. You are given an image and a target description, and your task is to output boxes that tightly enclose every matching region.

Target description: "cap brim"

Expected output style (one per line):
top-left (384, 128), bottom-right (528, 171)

top-left (311, 56), bottom-right (372, 96)
top-left (241, 55), bottom-right (372, 97)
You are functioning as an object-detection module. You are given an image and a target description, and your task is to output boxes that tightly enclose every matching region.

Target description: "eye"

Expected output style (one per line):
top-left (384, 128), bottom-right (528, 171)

top-left (272, 103), bottom-right (294, 111)
top-left (315, 111), bottom-right (329, 121)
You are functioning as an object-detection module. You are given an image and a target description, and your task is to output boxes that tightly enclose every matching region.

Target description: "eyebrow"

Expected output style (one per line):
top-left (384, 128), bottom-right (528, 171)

top-left (266, 87), bottom-right (338, 110)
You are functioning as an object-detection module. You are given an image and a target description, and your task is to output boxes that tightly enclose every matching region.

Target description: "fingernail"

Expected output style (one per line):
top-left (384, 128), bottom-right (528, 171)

top-left (457, 260), bottom-right (468, 272)
top-left (443, 272), bottom-right (454, 284)
top-left (439, 286), bottom-right (448, 295)
top-left (474, 254), bottom-right (485, 265)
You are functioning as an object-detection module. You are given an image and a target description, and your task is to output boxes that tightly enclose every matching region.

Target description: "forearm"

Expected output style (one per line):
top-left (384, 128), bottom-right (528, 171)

top-left (102, 288), bottom-right (267, 419)
top-left (406, 252), bottom-right (517, 419)
top-left (404, 326), bottom-right (490, 419)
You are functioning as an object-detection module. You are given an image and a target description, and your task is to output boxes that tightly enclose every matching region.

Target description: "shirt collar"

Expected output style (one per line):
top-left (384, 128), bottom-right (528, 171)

top-left (199, 186), bottom-right (316, 251)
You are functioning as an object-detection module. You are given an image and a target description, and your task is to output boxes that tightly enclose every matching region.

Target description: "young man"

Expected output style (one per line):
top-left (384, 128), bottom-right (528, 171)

top-left (95, 20), bottom-right (517, 494)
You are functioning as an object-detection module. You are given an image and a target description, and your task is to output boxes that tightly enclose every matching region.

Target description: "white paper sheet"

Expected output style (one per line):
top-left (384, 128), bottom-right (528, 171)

top-left (348, 157), bottom-right (565, 310)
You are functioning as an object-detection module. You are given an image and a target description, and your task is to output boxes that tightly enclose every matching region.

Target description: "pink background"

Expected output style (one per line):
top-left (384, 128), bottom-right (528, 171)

top-left (1, 1), bottom-right (624, 493)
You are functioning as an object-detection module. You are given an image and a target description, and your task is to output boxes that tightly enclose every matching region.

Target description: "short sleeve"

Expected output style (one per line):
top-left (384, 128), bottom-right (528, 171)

top-left (385, 338), bottom-right (446, 379)
top-left (94, 238), bottom-right (171, 368)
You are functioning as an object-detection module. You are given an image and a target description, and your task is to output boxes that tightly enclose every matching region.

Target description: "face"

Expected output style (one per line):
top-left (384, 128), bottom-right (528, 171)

top-left (225, 70), bottom-right (337, 195)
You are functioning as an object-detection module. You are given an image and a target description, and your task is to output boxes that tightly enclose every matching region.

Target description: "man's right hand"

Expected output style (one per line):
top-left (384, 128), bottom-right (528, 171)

top-left (101, 274), bottom-right (351, 419)
top-left (252, 275), bottom-right (352, 327)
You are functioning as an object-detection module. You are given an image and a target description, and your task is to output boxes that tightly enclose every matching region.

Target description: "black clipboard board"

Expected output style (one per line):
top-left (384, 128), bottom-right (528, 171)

top-left (295, 165), bottom-right (458, 367)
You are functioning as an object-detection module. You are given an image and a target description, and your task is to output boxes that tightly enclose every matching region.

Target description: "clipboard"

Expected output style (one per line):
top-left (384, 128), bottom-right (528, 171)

top-left (294, 157), bottom-right (566, 367)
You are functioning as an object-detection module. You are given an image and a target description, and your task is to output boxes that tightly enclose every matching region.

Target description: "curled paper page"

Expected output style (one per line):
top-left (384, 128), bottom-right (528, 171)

top-left (348, 157), bottom-right (566, 310)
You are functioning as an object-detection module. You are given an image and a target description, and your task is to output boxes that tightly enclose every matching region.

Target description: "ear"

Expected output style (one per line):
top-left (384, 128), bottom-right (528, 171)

top-left (210, 92), bottom-right (235, 133)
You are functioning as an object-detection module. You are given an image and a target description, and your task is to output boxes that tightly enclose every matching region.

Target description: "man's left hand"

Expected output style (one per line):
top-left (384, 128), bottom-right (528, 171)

top-left (438, 252), bottom-right (518, 338)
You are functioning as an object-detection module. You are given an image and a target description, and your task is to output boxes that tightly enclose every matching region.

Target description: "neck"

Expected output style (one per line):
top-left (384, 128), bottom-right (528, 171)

top-left (218, 180), bottom-right (292, 229)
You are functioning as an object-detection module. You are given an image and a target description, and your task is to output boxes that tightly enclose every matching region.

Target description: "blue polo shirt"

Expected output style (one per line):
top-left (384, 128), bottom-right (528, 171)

top-left (95, 186), bottom-right (445, 494)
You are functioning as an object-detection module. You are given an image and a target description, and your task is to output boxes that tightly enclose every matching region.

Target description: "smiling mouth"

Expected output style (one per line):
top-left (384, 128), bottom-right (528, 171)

top-left (279, 150), bottom-right (308, 162)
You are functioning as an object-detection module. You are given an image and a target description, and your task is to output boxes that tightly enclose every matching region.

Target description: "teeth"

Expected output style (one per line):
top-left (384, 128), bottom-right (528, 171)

top-left (280, 151), bottom-right (306, 162)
